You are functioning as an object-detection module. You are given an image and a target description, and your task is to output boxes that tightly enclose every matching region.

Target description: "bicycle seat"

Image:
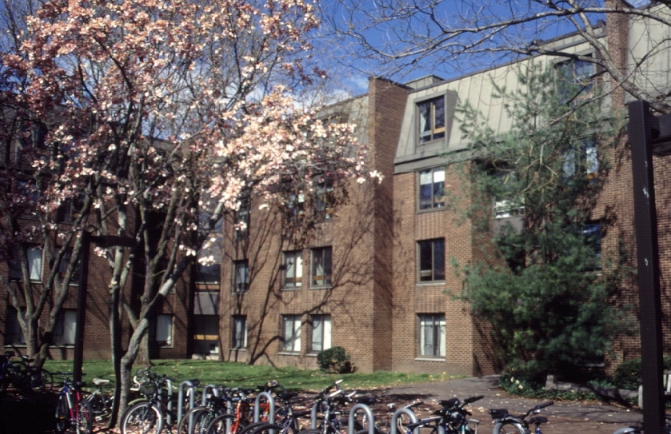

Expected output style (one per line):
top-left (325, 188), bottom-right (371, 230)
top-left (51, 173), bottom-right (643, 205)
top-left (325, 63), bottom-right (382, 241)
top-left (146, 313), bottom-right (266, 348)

top-left (439, 398), bottom-right (459, 408)
top-left (355, 395), bottom-right (377, 405)
top-left (529, 416), bottom-right (548, 425)
top-left (93, 378), bottom-right (111, 386)
top-left (488, 409), bottom-right (509, 419)
top-left (278, 391), bottom-right (298, 400)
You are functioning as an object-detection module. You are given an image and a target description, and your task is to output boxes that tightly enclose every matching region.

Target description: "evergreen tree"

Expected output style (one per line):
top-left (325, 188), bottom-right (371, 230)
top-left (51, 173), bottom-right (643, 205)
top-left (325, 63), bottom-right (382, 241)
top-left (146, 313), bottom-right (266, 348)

top-left (456, 64), bottom-right (631, 379)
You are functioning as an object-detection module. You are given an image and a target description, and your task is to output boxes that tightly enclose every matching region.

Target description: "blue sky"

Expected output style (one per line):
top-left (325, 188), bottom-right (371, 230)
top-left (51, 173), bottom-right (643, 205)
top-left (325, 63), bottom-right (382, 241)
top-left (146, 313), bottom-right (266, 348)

top-left (315, 0), bottom-right (652, 97)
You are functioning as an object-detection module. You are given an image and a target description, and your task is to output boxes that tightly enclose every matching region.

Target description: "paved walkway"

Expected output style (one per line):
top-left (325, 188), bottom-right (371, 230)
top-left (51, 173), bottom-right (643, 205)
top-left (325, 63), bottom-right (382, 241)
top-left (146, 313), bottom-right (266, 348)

top-left (377, 376), bottom-right (643, 434)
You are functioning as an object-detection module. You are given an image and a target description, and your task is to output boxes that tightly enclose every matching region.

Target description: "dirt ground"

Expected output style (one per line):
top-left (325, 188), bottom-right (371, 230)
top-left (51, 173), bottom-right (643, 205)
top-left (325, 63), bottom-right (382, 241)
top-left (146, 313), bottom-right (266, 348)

top-left (0, 378), bottom-right (646, 434)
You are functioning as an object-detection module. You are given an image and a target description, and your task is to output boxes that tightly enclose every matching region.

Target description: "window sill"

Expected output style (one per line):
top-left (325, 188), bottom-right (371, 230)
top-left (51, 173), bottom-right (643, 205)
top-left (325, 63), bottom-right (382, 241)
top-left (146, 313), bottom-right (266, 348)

top-left (414, 357), bottom-right (446, 362)
top-left (281, 287), bottom-right (302, 291)
top-left (278, 351), bottom-right (300, 356)
top-left (230, 347), bottom-right (247, 352)
top-left (416, 282), bottom-right (445, 287)
top-left (310, 285), bottom-right (332, 290)
top-left (416, 207), bottom-right (446, 214)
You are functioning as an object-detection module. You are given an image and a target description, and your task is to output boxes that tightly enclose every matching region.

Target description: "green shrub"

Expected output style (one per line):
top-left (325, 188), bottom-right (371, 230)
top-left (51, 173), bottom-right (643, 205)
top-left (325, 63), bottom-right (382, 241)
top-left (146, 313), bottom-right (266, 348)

top-left (613, 356), bottom-right (671, 390)
top-left (317, 347), bottom-right (356, 374)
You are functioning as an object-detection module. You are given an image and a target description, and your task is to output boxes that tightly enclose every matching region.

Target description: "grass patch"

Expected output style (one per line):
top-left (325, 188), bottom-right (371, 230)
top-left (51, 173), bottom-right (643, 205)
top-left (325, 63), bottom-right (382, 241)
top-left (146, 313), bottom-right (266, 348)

top-left (44, 359), bottom-right (460, 392)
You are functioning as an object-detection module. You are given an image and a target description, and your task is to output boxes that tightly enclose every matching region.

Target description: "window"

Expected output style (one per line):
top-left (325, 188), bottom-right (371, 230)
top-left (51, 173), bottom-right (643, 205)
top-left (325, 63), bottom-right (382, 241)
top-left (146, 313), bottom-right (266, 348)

top-left (556, 56), bottom-right (595, 102)
top-left (418, 239), bottom-right (445, 282)
top-left (563, 139), bottom-right (598, 180)
top-left (196, 236), bottom-right (222, 284)
top-left (288, 192), bottom-right (305, 219)
top-left (56, 194), bottom-right (85, 223)
top-left (418, 314), bottom-right (446, 357)
top-left (8, 246), bottom-right (43, 282)
top-left (418, 96), bottom-right (446, 143)
top-left (232, 316), bottom-right (248, 349)
top-left (310, 314), bottom-right (332, 353)
top-left (282, 315), bottom-right (302, 352)
top-left (54, 309), bottom-right (77, 346)
top-left (233, 260), bottom-right (249, 293)
top-left (5, 306), bottom-right (25, 345)
top-left (155, 314), bottom-right (173, 346)
top-left (311, 247), bottom-right (332, 287)
top-left (315, 183), bottom-right (334, 220)
top-left (282, 251), bottom-right (303, 289)
top-left (193, 290), bottom-right (220, 315)
top-left (193, 315), bottom-right (219, 355)
top-left (419, 167), bottom-right (445, 210)
top-left (493, 170), bottom-right (524, 219)
top-left (236, 198), bottom-right (250, 240)
top-left (583, 221), bottom-right (602, 269)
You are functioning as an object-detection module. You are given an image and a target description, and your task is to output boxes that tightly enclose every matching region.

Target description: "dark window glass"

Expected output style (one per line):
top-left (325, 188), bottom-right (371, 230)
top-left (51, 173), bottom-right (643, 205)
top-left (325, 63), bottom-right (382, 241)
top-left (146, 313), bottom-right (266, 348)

top-left (418, 239), bottom-right (445, 282)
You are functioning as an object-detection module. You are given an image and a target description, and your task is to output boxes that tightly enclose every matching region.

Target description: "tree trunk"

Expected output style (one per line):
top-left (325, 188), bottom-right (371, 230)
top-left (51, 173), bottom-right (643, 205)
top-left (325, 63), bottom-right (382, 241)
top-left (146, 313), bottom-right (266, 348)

top-left (136, 334), bottom-right (152, 367)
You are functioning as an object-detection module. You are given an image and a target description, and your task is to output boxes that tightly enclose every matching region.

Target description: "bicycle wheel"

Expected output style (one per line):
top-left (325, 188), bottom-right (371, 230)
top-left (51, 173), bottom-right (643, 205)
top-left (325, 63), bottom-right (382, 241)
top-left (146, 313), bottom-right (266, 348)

top-left (178, 407), bottom-right (222, 434)
top-left (253, 422), bottom-right (299, 434)
top-left (206, 414), bottom-right (239, 434)
top-left (55, 395), bottom-right (70, 433)
top-left (77, 400), bottom-right (94, 434)
top-left (493, 422), bottom-right (524, 434)
top-left (121, 401), bottom-right (164, 434)
top-left (30, 368), bottom-right (53, 392)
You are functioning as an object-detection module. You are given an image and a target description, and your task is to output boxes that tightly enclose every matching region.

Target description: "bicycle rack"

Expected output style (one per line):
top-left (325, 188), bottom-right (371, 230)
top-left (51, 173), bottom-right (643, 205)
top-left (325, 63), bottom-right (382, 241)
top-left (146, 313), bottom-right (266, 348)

top-left (310, 400), bottom-right (328, 428)
top-left (160, 378), bottom-right (174, 426)
top-left (390, 407), bottom-right (420, 434)
top-left (254, 391), bottom-right (276, 423)
top-left (177, 380), bottom-right (198, 427)
top-left (348, 403), bottom-right (375, 434)
top-left (202, 384), bottom-right (219, 405)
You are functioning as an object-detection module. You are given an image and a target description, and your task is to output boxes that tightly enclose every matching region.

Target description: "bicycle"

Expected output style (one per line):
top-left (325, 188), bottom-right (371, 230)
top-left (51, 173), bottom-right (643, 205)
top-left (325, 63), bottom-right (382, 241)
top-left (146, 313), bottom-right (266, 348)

top-left (83, 377), bottom-right (114, 422)
top-left (488, 401), bottom-right (553, 434)
top-left (0, 350), bottom-right (53, 392)
top-left (54, 371), bottom-right (94, 434)
top-left (121, 367), bottom-right (198, 434)
top-left (204, 386), bottom-right (267, 434)
top-left (242, 387), bottom-right (312, 434)
top-left (295, 379), bottom-right (363, 434)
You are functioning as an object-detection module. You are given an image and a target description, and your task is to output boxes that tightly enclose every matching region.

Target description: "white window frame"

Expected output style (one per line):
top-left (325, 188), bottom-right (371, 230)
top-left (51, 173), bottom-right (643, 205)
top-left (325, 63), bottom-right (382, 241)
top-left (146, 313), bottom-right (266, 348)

top-left (310, 314), bottom-right (332, 353)
top-left (419, 314), bottom-right (446, 357)
top-left (417, 96), bottom-right (446, 144)
top-left (311, 247), bottom-right (332, 288)
top-left (233, 260), bottom-right (249, 293)
top-left (282, 251), bottom-right (303, 289)
top-left (28, 246), bottom-right (42, 282)
top-left (282, 315), bottom-right (302, 353)
top-left (155, 314), bottom-right (173, 347)
top-left (232, 316), bottom-right (248, 349)
top-left (54, 309), bottom-right (77, 346)
top-left (418, 167), bottom-right (446, 210)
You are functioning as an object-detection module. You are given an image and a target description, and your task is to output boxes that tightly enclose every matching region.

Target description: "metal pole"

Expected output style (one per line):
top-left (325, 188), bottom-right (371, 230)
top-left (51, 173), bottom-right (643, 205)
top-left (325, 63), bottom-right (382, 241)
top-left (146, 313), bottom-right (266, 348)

top-left (628, 100), bottom-right (665, 434)
top-left (73, 231), bottom-right (91, 385)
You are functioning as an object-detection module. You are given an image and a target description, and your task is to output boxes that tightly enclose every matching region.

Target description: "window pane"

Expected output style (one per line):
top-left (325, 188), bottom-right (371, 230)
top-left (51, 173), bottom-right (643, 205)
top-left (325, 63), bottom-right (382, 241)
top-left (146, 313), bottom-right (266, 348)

top-left (419, 241), bottom-right (433, 281)
top-left (323, 316), bottom-right (332, 350)
top-left (323, 248), bottom-right (332, 286)
top-left (434, 97), bottom-right (445, 129)
top-left (63, 310), bottom-right (77, 345)
top-left (28, 246), bottom-right (42, 281)
top-left (434, 240), bottom-right (445, 281)
top-left (156, 314), bottom-right (172, 346)
top-left (312, 316), bottom-right (323, 352)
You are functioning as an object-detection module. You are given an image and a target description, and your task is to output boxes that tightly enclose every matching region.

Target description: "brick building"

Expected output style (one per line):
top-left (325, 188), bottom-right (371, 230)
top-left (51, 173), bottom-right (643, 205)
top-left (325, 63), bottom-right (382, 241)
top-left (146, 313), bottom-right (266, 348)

top-left (4, 2), bottom-right (671, 374)
top-left (214, 5), bottom-right (671, 375)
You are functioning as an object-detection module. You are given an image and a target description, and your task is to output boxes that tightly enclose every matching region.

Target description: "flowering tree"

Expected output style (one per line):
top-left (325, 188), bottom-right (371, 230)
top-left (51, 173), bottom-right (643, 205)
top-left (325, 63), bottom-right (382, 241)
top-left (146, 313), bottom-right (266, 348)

top-left (2, 0), bottom-right (377, 422)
